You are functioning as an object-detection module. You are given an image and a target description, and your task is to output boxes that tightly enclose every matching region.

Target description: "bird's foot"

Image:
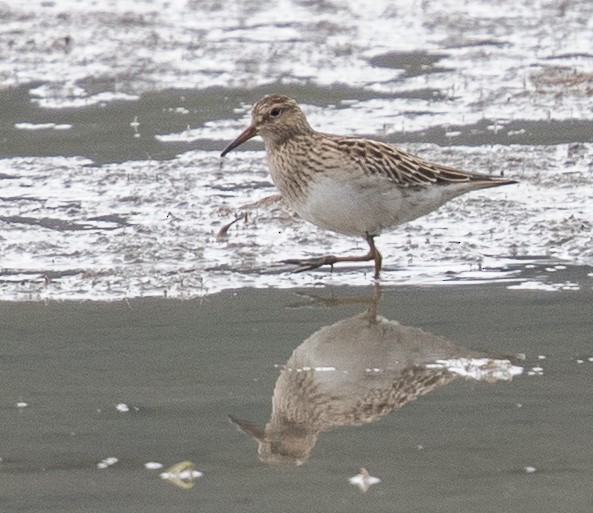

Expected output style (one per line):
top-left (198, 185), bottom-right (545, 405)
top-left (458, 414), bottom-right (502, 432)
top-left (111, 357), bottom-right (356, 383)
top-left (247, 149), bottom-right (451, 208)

top-left (281, 255), bottom-right (339, 273)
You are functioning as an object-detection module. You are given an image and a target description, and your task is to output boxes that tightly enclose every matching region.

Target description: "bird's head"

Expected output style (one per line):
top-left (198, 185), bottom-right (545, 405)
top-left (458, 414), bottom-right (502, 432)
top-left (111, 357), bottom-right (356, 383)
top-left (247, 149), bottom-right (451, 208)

top-left (220, 95), bottom-right (312, 156)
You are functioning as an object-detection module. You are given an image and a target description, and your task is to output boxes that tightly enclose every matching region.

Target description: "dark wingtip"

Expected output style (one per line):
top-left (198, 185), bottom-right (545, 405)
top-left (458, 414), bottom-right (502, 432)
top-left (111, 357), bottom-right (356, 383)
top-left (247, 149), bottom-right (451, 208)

top-left (480, 177), bottom-right (519, 188)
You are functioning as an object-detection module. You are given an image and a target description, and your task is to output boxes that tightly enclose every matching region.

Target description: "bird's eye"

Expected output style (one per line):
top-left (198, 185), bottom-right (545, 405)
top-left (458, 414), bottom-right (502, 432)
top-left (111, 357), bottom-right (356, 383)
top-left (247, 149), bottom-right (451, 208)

top-left (269, 107), bottom-right (282, 117)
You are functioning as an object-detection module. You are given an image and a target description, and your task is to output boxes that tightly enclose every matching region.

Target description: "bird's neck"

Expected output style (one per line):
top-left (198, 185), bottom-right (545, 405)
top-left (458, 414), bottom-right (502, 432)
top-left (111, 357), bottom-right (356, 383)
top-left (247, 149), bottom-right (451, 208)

top-left (264, 129), bottom-right (318, 151)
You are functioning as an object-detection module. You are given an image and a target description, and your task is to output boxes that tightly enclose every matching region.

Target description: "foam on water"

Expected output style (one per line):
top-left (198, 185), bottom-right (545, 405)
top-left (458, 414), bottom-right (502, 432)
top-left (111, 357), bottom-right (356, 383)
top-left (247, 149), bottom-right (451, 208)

top-left (1, 0), bottom-right (592, 300)
top-left (1, 141), bottom-right (591, 300)
top-left (2, 0), bottom-right (592, 120)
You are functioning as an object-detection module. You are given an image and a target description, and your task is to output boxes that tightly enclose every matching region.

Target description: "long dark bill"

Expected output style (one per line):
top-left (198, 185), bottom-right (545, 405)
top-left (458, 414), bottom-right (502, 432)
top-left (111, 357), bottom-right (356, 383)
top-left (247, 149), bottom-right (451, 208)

top-left (228, 415), bottom-right (265, 441)
top-left (220, 125), bottom-right (258, 157)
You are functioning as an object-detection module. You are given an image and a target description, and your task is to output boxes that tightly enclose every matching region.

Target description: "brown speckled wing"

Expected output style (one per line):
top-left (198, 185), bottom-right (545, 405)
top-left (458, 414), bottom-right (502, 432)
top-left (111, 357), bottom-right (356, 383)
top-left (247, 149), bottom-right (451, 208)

top-left (335, 136), bottom-right (504, 187)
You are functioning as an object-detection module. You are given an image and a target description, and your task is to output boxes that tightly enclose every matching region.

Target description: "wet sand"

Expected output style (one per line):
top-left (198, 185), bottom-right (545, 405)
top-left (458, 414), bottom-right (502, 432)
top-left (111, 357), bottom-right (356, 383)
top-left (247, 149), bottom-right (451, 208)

top-left (2, 283), bottom-right (592, 512)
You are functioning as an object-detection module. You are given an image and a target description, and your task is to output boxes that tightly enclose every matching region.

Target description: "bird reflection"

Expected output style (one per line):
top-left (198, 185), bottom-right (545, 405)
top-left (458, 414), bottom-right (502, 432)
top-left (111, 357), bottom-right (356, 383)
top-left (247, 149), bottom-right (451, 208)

top-left (230, 286), bottom-right (523, 465)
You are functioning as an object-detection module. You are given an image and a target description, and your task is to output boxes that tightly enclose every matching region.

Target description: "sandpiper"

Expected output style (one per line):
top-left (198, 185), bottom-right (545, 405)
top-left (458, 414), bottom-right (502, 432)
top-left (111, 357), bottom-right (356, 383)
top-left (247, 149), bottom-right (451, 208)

top-left (221, 95), bottom-right (516, 279)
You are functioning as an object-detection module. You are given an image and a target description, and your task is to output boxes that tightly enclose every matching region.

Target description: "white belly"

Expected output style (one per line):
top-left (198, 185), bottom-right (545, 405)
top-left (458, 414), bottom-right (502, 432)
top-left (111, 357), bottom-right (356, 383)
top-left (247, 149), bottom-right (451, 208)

top-left (294, 175), bottom-right (471, 237)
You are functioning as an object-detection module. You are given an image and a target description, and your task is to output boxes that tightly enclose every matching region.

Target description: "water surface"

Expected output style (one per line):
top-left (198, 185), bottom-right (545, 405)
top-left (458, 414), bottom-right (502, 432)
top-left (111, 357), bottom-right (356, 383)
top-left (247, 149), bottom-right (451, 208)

top-left (1, 284), bottom-right (592, 512)
top-left (1, 0), bottom-right (592, 299)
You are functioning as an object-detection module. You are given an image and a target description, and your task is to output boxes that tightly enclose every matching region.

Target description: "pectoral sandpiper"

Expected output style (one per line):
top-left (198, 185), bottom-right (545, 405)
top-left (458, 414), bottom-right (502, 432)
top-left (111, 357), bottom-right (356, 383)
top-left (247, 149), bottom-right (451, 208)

top-left (221, 95), bottom-right (516, 279)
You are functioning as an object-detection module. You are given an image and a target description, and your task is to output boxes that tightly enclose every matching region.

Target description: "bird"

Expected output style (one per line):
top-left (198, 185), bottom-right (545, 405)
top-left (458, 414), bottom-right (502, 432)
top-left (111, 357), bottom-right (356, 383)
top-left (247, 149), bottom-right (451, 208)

top-left (220, 95), bottom-right (517, 279)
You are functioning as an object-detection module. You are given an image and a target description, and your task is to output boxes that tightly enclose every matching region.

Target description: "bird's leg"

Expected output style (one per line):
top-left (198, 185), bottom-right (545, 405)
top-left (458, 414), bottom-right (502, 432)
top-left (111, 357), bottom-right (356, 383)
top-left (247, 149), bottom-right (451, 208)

top-left (282, 233), bottom-right (383, 278)
top-left (365, 234), bottom-right (382, 280)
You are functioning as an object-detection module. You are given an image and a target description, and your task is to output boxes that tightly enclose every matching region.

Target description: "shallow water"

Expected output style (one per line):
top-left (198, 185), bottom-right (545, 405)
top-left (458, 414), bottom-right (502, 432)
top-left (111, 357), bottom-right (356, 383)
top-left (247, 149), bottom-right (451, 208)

top-left (2, 285), bottom-right (593, 512)
top-left (1, 0), bottom-right (593, 299)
